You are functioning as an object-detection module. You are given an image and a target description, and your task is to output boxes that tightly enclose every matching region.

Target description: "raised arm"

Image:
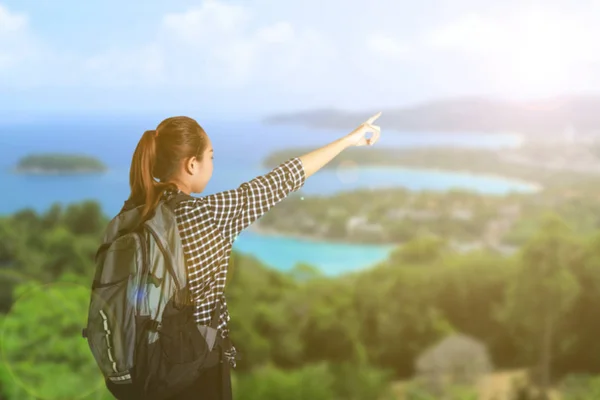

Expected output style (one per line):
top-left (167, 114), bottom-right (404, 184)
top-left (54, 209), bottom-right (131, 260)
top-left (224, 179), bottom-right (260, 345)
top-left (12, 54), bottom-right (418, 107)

top-left (298, 111), bottom-right (381, 178)
top-left (201, 112), bottom-right (382, 243)
top-left (201, 157), bottom-right (306, 243)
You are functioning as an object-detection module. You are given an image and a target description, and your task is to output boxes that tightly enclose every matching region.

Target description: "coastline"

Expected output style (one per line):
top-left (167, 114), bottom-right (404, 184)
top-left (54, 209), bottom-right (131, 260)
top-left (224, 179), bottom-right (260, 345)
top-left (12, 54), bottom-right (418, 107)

top-left (264, 160), bottom-right (544, 192)
top-left (248, 223), bottom-right (398, 248)
top-left (371, 165), bottom-right (544, 191)
top-left (249, 223), bottom-right (334, 244)
top-left (323, 163), bottom-right (544, 192)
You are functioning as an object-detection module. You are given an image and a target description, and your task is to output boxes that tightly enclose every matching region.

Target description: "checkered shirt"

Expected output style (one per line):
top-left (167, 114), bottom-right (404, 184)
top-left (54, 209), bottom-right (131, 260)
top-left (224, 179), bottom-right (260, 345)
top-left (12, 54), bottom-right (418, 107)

top-left (161, 157), bottom-right (306, 367)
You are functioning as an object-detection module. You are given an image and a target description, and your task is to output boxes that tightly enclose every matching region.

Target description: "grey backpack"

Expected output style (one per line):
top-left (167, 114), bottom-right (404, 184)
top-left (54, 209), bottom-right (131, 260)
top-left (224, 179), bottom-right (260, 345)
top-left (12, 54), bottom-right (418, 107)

top-left (82, 193), bottom-right (222, 400)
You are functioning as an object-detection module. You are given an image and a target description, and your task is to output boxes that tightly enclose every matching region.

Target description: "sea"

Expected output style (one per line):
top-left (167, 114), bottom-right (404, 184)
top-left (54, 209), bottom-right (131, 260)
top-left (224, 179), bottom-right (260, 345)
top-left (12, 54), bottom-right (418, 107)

top-left (0, 116), bottom-right (534, 276)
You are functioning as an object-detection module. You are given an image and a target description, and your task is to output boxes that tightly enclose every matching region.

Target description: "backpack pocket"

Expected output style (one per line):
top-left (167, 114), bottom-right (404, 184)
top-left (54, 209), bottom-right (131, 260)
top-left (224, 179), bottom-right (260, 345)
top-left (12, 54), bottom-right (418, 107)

top-left (133, 302), bottom-right (221, 400)
top-left (86, 276), bottom-right (136, 379)
top-left (158, 303), bottom-right (211, 365)
top-left (86, 235), bottom-right (143, 381)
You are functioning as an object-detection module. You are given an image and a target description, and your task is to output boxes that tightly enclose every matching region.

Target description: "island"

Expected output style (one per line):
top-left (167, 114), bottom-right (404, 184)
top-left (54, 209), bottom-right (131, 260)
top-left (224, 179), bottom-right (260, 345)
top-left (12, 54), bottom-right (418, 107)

top-left (14, 153), bottom-right (107, 174)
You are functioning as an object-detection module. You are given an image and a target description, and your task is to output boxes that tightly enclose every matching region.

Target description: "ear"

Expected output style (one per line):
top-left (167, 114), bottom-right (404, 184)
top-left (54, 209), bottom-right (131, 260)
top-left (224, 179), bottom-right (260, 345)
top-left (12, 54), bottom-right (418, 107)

top-left (184, 156), bottom-right (197, 175)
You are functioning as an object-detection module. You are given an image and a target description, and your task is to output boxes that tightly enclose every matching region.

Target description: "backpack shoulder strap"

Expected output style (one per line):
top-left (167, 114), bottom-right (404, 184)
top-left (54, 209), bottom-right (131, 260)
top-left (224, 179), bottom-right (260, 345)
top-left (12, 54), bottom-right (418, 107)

top-left (165, 192), bottom-right (195, 211)
top-left (121, 195), bottom-right (145, 212)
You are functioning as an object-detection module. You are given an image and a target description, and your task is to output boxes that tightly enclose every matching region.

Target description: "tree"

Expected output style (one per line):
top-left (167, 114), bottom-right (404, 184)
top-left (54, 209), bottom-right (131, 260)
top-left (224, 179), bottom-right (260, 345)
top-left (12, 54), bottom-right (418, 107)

top-left (500, 214), bottom-right (582, 399)
top-left (0, 276), bottom-right (113, 399)
top-left (63, 201), bottom-right (106, 236)
top-left (389, 236), bottom-right (448, 265)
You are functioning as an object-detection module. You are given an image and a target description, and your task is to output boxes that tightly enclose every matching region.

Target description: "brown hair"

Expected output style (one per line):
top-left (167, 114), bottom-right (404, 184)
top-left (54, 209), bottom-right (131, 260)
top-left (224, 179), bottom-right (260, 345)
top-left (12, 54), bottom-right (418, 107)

top-left (127, 116), bottom-right (208, 224)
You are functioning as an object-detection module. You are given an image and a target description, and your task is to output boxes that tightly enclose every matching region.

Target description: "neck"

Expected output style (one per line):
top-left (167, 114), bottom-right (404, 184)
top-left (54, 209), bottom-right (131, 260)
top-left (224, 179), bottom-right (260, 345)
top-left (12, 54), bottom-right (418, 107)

top-left (165, 177), bottom-right (192, 195)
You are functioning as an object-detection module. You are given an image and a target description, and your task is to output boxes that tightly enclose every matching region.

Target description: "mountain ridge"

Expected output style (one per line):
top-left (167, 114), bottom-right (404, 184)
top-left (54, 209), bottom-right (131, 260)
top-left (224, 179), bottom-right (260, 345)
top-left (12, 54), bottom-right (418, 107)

top-left (262, 95), bottom-right (600, 135)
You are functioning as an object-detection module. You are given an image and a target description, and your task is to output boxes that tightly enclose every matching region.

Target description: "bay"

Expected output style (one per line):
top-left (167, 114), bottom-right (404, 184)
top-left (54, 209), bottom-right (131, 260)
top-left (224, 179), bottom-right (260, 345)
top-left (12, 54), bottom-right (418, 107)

top-left (0, 117), bottom-right (531, 275)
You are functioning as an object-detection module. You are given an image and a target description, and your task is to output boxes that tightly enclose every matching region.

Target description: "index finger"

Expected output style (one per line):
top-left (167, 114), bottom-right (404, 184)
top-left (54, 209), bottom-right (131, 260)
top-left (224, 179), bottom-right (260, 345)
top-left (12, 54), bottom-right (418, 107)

top-left (366, 111), bottom-right (382, 124)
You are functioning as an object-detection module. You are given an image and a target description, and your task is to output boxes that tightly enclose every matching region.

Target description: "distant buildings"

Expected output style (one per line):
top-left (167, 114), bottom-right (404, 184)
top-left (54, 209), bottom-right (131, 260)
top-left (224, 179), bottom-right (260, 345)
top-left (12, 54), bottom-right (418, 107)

top-left (346, 215), bottom-right (383, 234)
top-left (385, 208), bottom-right (439, 221)
top-left (449, 209), bottom-right (473, 221)
top-left (501, 129), bottom-right (600, 173)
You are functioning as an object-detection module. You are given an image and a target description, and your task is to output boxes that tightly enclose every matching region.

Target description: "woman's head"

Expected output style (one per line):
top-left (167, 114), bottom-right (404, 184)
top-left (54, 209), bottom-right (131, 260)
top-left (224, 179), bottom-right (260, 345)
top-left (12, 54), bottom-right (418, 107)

top-left (128, 116), bottom-right (214, 222)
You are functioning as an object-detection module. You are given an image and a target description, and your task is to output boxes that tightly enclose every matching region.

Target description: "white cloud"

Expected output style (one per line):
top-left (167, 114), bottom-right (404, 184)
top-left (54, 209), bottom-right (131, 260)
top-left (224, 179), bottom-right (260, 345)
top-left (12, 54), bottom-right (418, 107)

top-left (0, 0), bottom-right (336, 92)
top-left (255, 22), bottom-right (295, 44)
top-left (366, 33), bottom-right (410, 58)
top-left (71, 0), bottom-right (336, 91)
top-left (5, 0), bottom-right (600, 110)
top-left (81, 44), bottom-right (166, 87)
top-left (421, 7), bottom-right (600, 95)
top-left (425, 9), bottom-right (598, 58)
top-left (162, 0), bottom-right (249, 39)
top-left (0, 5), bottom-right (36, 70)
top-left (158, 3), bottom-right (337, 89)
top-left (155, 1), bottom-right (259, 86)
top-left (0, 4), bottom-right (27, 32)
top-left (426, 13), bottom-right (501, 54)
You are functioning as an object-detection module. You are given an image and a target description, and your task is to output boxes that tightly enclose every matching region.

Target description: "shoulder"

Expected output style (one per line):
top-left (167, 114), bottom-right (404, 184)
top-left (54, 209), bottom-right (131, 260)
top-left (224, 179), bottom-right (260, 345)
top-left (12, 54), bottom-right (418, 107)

top-left (166, 190), bottom-right (210, 219)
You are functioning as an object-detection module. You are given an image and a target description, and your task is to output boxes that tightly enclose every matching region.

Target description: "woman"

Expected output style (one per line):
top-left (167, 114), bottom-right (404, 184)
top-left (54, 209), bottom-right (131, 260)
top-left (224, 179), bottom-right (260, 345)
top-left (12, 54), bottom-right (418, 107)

top-left (121, 112), bottom-right (381, 399)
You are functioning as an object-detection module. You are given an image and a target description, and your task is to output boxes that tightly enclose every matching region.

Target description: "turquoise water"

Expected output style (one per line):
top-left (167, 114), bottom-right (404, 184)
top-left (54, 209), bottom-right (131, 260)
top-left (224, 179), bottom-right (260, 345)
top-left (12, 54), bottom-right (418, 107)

top-left (232, 231), bottom-right (397, 276)
top-left (0, 117), bottom-right (533, 275)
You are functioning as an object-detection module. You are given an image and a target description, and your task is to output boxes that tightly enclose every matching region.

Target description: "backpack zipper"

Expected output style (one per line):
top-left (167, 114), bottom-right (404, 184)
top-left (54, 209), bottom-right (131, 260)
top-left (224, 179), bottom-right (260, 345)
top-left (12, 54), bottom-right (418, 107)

top-left (135, 230), bottom-right (150, 313)
top-left (137, 230), bottom-right (149, 280)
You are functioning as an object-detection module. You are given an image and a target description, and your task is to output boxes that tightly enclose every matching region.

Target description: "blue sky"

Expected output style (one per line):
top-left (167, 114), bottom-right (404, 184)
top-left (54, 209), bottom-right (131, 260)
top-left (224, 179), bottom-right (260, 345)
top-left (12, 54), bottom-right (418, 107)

top-left (1, 0), bottom-right (599, 118)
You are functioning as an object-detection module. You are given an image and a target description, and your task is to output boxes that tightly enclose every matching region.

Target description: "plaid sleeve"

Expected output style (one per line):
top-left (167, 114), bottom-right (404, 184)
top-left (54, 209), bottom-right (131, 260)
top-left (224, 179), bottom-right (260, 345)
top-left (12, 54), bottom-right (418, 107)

top-left (201, 157), bottom-right (306, 243)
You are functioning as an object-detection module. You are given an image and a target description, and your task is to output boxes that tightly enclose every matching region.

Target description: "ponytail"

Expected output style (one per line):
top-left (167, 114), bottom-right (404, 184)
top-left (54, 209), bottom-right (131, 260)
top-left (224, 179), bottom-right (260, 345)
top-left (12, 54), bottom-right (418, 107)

top-left (127, 117), bottom-right (208, 226)
top-left (128, 130), bottom-right (172, 225)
